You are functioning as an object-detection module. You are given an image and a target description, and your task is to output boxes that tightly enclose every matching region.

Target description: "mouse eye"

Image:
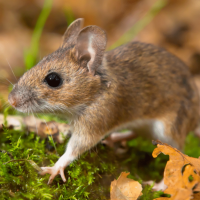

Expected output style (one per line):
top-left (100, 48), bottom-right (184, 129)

top-left (44, 72), bottom-right (62, 88)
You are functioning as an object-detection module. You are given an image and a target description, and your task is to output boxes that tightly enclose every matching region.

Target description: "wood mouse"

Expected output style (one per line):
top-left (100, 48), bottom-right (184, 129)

top-left (8, 18), bottom-right (199, 184)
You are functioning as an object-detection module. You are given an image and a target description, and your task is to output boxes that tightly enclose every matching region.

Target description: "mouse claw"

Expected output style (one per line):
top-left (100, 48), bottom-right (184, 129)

top-left (40, 166), bottom-right (66, 184)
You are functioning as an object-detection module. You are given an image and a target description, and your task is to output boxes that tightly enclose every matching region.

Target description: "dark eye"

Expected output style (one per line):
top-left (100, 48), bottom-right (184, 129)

top-left (44, 72), bottom-right (62, 88)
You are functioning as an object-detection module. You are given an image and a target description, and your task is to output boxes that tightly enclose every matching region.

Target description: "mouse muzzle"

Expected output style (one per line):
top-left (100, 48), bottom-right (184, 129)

top-left (8, 88), bottom-right (20, 109)
top-left (8, 94), bottom-right (17, 108)
top-left (8, 85), bottom-right (37, 113)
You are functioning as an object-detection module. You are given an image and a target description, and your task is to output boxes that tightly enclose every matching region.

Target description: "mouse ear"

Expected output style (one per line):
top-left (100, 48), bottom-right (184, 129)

top-left (62, 18), bottom-right (84, 48)
top-left (74, 25), bottom-right (107, 76)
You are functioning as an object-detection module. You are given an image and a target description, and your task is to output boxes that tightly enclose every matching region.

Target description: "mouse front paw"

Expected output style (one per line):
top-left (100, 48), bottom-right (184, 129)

top-left (40, 165), bottom-right (66, 184)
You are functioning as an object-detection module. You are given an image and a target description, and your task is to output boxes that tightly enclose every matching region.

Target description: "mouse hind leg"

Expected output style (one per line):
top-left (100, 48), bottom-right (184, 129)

top-left (101, 131), bottom-right (137, 148)
top-left (152, 109), bottom-right (196, 151)
top-left (102, 113), bottom-right (186, 151)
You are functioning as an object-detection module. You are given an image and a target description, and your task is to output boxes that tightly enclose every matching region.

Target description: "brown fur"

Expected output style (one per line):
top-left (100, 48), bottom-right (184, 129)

top-left (9, 19), bottom-right (199, 162)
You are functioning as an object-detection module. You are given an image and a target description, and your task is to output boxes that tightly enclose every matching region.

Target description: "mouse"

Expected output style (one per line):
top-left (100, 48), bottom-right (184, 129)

top-left (8, 18), bottom-right (199, 184)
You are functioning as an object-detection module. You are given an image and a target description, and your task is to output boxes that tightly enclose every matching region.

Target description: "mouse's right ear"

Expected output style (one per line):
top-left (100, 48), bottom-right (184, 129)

top-left (73, 25), bottom-right (107, 76)
top-left (62, 18), bottom-right (84, 48)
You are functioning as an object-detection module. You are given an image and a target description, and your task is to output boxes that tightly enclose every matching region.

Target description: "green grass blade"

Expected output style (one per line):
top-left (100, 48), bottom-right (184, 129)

top-left (108, 0), bottom-right (167, 50)
top-left (24, 0), bottom-right (53, 70)
top-left (64, 7), bottom-right (75, 26)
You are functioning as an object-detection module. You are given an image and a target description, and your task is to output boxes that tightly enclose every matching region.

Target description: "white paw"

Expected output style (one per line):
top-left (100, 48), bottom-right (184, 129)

top-left (40, 165), bottom-right (66, 184)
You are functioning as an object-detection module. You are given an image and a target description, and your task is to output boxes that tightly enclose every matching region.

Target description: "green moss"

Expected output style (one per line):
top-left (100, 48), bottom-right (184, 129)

top-left (1, 111), bottom-right (200, 200)
top-left (0, 125), bottom-right (115, 199)
top-left (1, 108), bottom-right (200, 199)
top-left (139, 184), bottom-right (170, 200)
top-left (0, 121), bottom-right (164, 199)
top-left (184, 132), bottom-right (200, 158)
top-left (127, 137), bottom-right (169, 181)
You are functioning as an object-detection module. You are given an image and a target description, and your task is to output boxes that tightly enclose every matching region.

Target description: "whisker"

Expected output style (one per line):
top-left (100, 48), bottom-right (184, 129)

top-left (0, 45), bottom-right (17, 82)
top-left (5, 58), bottom-right (18, 82)
top-left (0, 80), bottom-right (10, 86)
top-left (2, 104), bottom-right (9, 110)
top-left (2, 101), bottom-right (9, 109)
top-left (5, 78), bottom-right (14, 86)
top-left (42, 105), bottom-right (61, 119)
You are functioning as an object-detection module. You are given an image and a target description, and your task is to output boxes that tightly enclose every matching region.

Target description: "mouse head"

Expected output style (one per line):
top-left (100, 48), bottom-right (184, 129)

top-left (8, 19), bottom-right (107, 115)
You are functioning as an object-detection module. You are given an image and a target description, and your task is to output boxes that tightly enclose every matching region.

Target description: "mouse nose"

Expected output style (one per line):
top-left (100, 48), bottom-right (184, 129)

top-left (8, 95), bottom-right (17, 107)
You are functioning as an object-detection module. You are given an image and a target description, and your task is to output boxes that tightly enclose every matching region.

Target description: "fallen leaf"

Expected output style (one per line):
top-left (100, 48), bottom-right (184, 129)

top-left (0, 114), bottom-right (71, 143)
top-left (153, 140), bottom-right (200, 200)
top-left (192, 192), bottom-right (200, 200)
top-left (110, 172), bottom-right (142, 200)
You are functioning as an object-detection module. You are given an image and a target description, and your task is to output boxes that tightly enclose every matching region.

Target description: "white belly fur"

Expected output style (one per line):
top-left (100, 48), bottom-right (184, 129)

top-left (105, 119), bottom-right (179, 148)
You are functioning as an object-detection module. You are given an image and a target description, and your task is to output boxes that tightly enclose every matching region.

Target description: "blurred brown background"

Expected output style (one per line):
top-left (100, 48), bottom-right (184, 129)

top-left (0, 0), bottom-right (200, 103)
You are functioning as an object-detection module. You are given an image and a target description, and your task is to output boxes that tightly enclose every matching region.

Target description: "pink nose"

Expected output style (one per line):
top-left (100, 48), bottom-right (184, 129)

top-left (9, 97), bottom-right (17, 107)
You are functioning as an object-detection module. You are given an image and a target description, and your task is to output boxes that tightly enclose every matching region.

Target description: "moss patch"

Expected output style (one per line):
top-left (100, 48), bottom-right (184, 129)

top-left (0, 114), bottom-right (200, 199)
